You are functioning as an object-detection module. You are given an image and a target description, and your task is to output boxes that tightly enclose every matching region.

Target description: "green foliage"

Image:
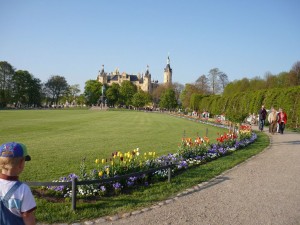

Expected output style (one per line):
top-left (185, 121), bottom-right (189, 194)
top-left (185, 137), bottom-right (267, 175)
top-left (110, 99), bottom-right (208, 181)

top-left (84, 80), bottom-right (102, 105)
top-left (132, 90), bottom-right (152, 108)
top-left (12, 70), bottom-right (42, 107)
top-left (0, 61), bottom-right (15, 107)
top-left (105, 83), bottom-right (120, 107)
top-left (44, 75), bottom-right (69, 105)
top-left (194, 86), bottom-right (300, 127)
top-left (119, 80), bottom-right (137, 106)
top-left (159, 88), bottom-right (177, 110)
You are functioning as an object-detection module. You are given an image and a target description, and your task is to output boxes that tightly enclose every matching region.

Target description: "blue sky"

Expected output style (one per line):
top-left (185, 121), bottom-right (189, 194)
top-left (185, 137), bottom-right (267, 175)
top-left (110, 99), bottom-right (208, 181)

top-left (1, 0), bottom-right (299, 92)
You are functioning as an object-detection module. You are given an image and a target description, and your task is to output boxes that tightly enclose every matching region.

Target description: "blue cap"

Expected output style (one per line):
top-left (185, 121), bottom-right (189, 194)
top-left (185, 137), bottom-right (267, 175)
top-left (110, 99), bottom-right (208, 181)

top-left (0, 142), bottom-right (31, 161)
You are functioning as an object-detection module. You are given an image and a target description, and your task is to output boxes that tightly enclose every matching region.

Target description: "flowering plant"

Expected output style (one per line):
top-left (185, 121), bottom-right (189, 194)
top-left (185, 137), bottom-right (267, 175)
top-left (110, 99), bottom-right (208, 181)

top-left (177, 136), bottom-right (209, 159)
top-left (48, 124), bottom-right (256, 198)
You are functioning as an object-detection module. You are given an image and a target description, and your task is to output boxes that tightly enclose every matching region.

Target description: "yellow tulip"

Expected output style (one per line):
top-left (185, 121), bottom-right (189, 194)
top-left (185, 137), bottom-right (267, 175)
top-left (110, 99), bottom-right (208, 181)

top-left (111, 161), bottom-right (114, 166)
top-left (101, 159), bottom-right (105, 164)
top-left (98, 171), bottom-right (103, 177)
top-left (153, 152), bottom-right (156, 156)
top-left (95, 159), bottom-right (100, 164)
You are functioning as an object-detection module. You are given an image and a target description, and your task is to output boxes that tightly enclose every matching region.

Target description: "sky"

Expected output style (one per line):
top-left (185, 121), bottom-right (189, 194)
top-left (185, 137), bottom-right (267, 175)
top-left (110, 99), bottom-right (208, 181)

top-left (1, 0), bottom-right (299, 92)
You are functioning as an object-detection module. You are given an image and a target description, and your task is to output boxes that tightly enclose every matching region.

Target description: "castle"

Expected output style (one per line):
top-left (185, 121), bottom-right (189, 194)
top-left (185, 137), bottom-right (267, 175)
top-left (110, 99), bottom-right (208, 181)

top-left (97, 56), bottom-right (172, 94)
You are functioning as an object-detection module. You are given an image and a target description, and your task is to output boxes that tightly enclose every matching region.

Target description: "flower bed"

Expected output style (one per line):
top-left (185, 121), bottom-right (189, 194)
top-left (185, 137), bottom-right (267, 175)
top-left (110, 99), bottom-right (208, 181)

top-left (47, 124), bottom-right (255, 199)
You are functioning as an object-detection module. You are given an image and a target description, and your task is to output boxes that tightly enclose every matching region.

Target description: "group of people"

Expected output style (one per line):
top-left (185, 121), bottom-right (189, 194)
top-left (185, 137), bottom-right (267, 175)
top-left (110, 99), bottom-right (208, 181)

top-left (258, 105), bottom-right (288, 134)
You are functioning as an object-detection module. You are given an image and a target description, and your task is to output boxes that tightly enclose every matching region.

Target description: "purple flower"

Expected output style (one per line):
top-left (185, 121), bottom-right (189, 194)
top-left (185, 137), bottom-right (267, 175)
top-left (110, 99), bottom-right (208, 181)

top-left (113, 182), bottom-right (122, 190)
top-left (100, 185), bottom-right (106, 192)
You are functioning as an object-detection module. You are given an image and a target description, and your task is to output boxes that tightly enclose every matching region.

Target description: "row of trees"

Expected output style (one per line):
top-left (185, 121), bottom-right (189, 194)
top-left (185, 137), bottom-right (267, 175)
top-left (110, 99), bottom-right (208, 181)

top-left (189, 86), bottom-right (300, 128)
top-left (0, 61), bottom-right (180, 109)
top-left (84, 79), bottom-right (179, 110)
top-left (0, 61), bottom-right (82, 108)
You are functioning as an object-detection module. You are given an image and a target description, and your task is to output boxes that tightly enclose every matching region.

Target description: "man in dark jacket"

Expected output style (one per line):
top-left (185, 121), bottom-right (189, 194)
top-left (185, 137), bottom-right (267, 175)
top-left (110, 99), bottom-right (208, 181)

top-left (258, 105), bottom-right (267, 131)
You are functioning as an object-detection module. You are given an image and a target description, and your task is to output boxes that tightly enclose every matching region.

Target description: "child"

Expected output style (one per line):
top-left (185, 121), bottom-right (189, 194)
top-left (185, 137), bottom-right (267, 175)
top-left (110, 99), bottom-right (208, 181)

top-left (0, 142), bottom-right (36, 225)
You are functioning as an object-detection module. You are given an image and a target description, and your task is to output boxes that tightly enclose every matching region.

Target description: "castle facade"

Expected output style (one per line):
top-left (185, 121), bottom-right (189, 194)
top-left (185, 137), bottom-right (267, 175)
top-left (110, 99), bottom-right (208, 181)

top-left (97, 56), bottom-right (172, 93)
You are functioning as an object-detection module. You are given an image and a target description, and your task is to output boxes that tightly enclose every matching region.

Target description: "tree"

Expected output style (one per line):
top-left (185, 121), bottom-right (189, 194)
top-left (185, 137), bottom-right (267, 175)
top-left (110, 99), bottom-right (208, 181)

top-left (291, 61), bottom-right (300, 86)
top-left (132, 90), bottom-right (152, 108)
top-left (218, 72), bottom-right (229, 91)
top-left (44, 75), bottom-right (69, 105)
top-left (106, 83), bottom-right (120, 107)
top-left (159, 88), bottom-right (177, 110)
top-left (151, 84), bottom-right (168, 107)
top-left (0, 61), bottom-right (15, 107)
top-left (172, 82), bottom-right (184, 103)
top-left (207, 68), bottom-right (228, 94)
top-left (195, 75), bottom-right (210, 94)
top-left (180, 83), bottom-right (203, 109)
top-left (65, 84), bottom-right (81, 105)
top-left (84, 80), bottom-right (102, 105)
top-left (119, 80), bottom-right (137, 107)
top-left (12, 70), bottom-right (42, 107)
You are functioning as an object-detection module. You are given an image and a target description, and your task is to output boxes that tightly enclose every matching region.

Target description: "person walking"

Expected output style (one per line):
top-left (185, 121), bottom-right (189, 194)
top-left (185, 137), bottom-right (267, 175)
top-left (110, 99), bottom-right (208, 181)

top-left (258, 105), bottom-right (267, 131)
top-left (277, 108), bottom-right (287, 134)
top-left (268, 107), bottom-right (277, 134)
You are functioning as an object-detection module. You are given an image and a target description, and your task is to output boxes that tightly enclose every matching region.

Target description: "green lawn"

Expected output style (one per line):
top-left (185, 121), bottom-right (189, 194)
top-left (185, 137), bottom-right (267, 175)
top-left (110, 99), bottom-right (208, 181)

top-left (0, 109), bottom-right (223, 181)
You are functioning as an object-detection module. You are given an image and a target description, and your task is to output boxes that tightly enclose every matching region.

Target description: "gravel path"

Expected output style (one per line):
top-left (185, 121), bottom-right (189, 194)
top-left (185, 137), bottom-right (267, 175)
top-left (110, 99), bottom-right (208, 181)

top-left (96, 129), bottom-right (300, 225)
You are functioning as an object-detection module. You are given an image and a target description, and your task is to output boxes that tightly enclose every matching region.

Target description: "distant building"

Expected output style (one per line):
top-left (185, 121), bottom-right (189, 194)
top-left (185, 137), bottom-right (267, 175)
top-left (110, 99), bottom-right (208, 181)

top-left (97, 56), bottom-right (172, 93)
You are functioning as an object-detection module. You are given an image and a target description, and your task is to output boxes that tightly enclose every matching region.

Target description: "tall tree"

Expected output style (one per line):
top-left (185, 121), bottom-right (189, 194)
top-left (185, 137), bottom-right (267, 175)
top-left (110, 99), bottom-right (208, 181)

top-left (195, 75), bottom-right (210, 94)
top-left (44, 75), bottom-right (69, 105)
top-left (172, 82), bottom-right (185, 103)
top-left (84, 80), bottom-right (102, 105)
top-left (106, 83), bottom-right (120, 107)
top-left (12, 70), bottom-right (42, 107)
top-left (65, 84), bottom-right (81, 105)
top-left (159, 88), bottom-right (177, 110)
top-left (151, 84), bottom-right (168, 107)
top-left (0, 61), bottom-right (15, 107)
top-left (119, 80), bottom-right (137, 107)
top-left (218, 72), bottom-right (229, 91)
top-left (180, 83), bottom-right (203, 109)
top-left (208, 68), bottom-right (228, 94)
top-left (291, 61), bottom-right (300, 86)
top-left (132, 90), bottom-right (152, 108)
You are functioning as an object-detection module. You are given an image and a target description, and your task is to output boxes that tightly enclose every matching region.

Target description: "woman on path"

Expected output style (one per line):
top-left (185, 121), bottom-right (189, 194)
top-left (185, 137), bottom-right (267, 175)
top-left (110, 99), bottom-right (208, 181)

top-left (277, 108), bottom-right (287, 134)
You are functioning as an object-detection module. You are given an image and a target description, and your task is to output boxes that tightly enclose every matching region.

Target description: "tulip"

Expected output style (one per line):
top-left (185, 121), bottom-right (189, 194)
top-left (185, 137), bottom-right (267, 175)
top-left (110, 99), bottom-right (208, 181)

top-left (95, 159), bottom-right (100, 164)
top-left (98, 171), bottom-right (103, 177)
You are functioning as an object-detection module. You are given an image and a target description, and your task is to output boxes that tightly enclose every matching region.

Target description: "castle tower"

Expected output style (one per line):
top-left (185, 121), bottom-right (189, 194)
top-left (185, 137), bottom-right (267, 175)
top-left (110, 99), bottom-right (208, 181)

top-left (97, 65), bottom-right (107, 84)
top-left (163, 56), bottom-right (172, 84)
top-left (143, 65), bottom-right (152, 93)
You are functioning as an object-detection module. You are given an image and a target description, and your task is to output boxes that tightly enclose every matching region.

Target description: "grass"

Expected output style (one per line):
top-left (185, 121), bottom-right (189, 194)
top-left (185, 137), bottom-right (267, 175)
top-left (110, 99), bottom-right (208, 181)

top-left (35, 131), bottom-right (269, 224)
top-left (0, 109), bottom-right (270, 223)
top-left (0, 109), bottom-right (222, 181)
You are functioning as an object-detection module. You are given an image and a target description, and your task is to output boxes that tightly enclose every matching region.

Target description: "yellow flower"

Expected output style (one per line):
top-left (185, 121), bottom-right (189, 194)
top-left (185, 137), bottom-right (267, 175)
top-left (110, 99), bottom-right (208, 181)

top-left (113, 155), bottom-right (117, 159)
top-left (149, 152), bottom-right (152, 156)
top-left (95, 159), bottom-right (100, 164)
top-left (101, 159), bottom-right (105, 164)
top-left (144, 153), bottom-right (147, 156)
top-left (136, 151), bottom-right (140, 156)
top-left (153, 152), bottom-right (156, 157)
top-left (98, 171), bottom-right (103, 177)
top-left (111, 161), bottom-right (114, 166)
